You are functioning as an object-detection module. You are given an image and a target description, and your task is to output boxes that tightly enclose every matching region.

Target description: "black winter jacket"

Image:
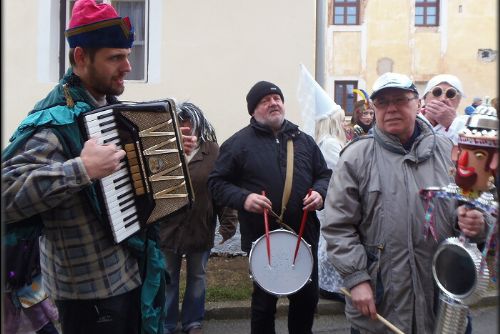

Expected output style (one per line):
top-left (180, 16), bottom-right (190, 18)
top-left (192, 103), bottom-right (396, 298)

top-left (208, 118), bottom-right (332, 252)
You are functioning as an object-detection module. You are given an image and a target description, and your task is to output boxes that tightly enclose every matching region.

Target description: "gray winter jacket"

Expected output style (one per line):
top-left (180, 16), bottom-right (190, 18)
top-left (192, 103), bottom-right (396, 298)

top-left (322, 118), bottom-right (465, 333)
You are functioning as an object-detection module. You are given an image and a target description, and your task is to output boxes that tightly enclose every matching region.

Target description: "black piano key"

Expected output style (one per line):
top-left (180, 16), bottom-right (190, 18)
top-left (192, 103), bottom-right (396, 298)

top-left (115, 181), bottom-right (128, 190)
top-left (120, 202), bottom-right (135, 212)
top-left (118, 199), bottom-right (134, 210)
top-left (113, 174), bottom-right (129, 184)
top-left (103, 135), bottom-right (120, 144)
top-left (101, 125), bottom-right (117, 134)
top-left (99, 119), bottom-right (115, 127)
top-left (125, 218), bottom-right (139, 229)
top-left (97, 111), bottom-right (114, 120)
top-left (123, 212), bottom-right (136, 222)
top-left (117, 189), bottom-right (134, 200)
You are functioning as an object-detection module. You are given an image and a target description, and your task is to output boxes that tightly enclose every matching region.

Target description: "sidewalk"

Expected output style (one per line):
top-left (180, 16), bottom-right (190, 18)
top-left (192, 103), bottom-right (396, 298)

top-left (205, 290), bottom-right (498, 320)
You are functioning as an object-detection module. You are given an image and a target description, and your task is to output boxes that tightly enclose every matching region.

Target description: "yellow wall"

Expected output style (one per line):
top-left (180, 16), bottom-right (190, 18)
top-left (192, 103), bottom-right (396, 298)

top-left (328, 0), bottom-right (498, 113)
top-left (333, 32), bottom-right (362, 76)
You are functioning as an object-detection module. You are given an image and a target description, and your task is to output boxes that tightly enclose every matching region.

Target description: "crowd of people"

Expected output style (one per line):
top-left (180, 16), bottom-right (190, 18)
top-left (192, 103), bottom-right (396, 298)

top-left (2, 1), bottom-right (497, 334)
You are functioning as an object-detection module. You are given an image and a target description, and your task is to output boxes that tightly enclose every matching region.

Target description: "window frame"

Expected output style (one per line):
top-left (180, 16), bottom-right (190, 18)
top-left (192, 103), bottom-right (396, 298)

top-left (60, 0), bottom-right (148, 82)
top-left (415, 0), bottom-right (440, 27)
top-left (332, 0), bottom-right (360, 26)
top-left (334, 80), bottom-right (358, 116)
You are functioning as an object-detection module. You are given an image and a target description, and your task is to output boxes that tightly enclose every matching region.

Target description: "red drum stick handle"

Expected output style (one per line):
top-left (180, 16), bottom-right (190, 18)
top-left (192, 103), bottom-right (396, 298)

top-left (293, 189), bottom-right (312, 264)
top-left (262, 191), bottom-right (271, 266)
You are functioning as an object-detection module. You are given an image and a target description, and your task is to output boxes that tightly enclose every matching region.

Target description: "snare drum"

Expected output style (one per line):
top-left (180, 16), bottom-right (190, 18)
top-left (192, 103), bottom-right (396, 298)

top-left (249, 229), bottom-right (314, 296)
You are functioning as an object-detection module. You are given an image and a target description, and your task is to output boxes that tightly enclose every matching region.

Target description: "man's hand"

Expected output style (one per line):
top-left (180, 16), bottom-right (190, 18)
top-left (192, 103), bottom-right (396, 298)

top-left (350, 282), bottom-right (377, 320)
top-left (244, 193), bottom-right (272, 214)
top-left (180, 126), bottom-right (197, 155)
top-left (302, 190), bottom-right (323, 211)
top-left (81, 138), bottom-right (126, 180)
top-left (457, 205), bottom-right (485, 237)
top-left (423, 99), bottom-right (456, 129)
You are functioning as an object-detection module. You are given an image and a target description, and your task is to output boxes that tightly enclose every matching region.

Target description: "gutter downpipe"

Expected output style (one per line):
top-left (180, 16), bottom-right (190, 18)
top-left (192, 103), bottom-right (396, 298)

top-left (315, 0), bottom-right (327, 88)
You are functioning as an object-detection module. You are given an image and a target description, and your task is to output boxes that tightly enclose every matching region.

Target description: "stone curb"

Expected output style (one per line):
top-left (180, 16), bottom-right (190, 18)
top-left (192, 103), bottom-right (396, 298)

top-left (205, 291), bottom-right (498, 320)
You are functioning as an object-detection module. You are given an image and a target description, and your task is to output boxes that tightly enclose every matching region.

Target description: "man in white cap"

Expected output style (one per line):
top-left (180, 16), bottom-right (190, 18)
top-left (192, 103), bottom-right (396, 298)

top-left (420, 74), bottom-right (468, 144)
top-left (322, 72), bottom-right (486, 334)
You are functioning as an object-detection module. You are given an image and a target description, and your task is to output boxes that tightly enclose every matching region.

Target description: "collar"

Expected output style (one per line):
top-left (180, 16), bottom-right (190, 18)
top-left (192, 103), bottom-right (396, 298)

top-left (250, 117), bottom-right (300, 137)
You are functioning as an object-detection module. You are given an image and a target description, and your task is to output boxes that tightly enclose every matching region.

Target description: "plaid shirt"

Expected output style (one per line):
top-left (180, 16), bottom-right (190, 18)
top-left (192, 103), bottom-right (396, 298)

top-left (3, 128), bottom-right (141, 300)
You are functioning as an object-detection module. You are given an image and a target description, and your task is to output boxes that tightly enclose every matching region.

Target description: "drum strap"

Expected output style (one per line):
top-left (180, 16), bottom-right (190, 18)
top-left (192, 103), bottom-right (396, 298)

top-left (278, 139), bottom-right (294, 223)
top-left (267, 139), bottom-right (294, 231)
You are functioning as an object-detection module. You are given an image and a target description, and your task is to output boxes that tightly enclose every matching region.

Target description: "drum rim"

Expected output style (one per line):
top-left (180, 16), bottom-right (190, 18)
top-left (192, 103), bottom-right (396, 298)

top-left (248, 229), bottom-right (314, 297)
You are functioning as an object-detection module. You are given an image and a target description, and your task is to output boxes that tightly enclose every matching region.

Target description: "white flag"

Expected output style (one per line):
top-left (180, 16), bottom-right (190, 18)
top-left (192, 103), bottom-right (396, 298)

top-left (297, 64), bottom-right (342, 137)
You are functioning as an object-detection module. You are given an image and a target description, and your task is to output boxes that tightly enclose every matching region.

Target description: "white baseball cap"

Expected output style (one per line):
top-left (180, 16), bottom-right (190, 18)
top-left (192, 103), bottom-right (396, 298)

top-left (423, 74), bottom-right (466, 98)
top-left (370, 72), bottom-right (419, 99)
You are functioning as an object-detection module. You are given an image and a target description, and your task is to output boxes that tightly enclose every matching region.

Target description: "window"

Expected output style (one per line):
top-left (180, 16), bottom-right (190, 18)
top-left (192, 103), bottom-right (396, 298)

top-left (415, 0), bottom-right (439, 27)
top-left (332, 0), bottom-right (360, 25)
top-left (334, 81), bottom-right (358, 116)
top-left (60, 0), bottom-right (148, 81)
top-left (477, 49), bottom-right (497, 62)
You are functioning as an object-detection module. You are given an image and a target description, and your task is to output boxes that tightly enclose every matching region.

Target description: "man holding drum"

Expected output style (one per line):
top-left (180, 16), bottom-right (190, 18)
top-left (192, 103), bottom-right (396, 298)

top-left (208, 81), bottom-right (331, 334)
top-left (2, 1), bottom-right (195, 333)
top-left (322, 72), bottom-right (487, 334)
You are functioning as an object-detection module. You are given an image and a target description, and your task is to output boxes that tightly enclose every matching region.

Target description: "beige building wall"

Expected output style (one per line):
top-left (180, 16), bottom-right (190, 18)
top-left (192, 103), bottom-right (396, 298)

top-left (2, 0), bottom-right (316, 146)
top-left (327, 0), bottom-right (498, 113)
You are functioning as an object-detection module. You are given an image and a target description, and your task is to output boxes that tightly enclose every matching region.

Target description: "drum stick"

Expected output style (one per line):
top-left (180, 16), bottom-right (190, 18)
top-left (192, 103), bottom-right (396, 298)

top-left (340, 288), bottom-right (405, 334)
top-left (293, 188), bottom-right (312, 265)
top-left (262, 191), bottom-right (271, 266)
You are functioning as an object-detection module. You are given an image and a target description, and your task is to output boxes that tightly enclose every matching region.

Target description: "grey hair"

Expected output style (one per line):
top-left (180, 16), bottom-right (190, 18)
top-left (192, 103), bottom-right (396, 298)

top-left (177, 101), bottom-right (217, 143)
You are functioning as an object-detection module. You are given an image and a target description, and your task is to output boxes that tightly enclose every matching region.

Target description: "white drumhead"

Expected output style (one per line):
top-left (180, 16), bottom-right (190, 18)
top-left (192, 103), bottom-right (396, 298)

top-left (249, 229), bottom-right (313, 296)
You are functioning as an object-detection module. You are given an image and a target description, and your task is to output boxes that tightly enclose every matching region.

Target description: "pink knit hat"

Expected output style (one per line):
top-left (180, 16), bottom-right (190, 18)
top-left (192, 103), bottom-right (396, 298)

top-left (69, 0), bottom-right (119, 28)
top-left (65, 0), bottom-right (134, 48)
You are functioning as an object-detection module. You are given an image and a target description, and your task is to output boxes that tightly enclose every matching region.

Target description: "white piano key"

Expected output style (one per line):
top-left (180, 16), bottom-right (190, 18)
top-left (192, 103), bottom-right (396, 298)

top-left (101, 168), bottom-right (128, 187)
top-left (105, 193), bottom-right (135, 216)
top-left (84, 111), bottom-right (114, 123)
top-left (113, 221), bottom-right (140, 243)
top-left (86, 121), bottom-right (117, 136)
top-left (108, 207), bottom-right (137, 231)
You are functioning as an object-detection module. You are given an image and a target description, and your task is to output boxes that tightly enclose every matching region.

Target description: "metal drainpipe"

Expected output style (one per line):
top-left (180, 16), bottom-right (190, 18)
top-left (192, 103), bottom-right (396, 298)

top-left (315, 0), bottom-right (327, 88)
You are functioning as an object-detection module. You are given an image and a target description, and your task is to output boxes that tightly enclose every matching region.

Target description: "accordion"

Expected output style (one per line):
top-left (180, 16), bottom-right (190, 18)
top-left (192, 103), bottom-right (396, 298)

top-left (79, 100), bottom-right (194, 243)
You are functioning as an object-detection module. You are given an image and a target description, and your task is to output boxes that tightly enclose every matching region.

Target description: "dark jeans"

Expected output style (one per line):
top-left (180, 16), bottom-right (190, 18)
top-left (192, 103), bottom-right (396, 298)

top-left (251, 249), bottom-right (319, 334)
top-left (55, 287), bottom-right (140, 334)
top-left (36, 322), bottom-right (60, 334)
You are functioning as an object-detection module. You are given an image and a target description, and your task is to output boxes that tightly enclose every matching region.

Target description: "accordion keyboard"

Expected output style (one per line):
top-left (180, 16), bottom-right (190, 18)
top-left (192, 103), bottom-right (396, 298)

top-left (83, 110), bottom-right (141, 243)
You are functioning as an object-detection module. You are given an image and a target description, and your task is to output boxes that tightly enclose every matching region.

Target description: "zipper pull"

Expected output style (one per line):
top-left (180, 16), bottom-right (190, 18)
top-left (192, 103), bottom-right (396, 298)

top-left (276, 138), bottom-right (280, 144)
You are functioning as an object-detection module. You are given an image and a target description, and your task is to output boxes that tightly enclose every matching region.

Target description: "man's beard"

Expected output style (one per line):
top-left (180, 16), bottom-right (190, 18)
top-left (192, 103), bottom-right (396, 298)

top-left (88, 65), bottom-right (124, 97)
top-left (455, 172), bottom-right (478, 191)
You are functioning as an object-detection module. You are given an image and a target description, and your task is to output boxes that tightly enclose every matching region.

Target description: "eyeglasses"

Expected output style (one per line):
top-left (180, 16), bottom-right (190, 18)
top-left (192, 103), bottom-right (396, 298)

top-left (361, 111), bottom-right (374, 117)
top-left (431, 86), bottom-right (459, 99)
top-left (373, 96), bottom-right (418, 109)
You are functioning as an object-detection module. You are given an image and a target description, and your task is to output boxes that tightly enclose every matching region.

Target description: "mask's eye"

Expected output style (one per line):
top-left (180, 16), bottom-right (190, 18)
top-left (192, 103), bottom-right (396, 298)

top-left (474, 151), bottom-right (487, 160)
